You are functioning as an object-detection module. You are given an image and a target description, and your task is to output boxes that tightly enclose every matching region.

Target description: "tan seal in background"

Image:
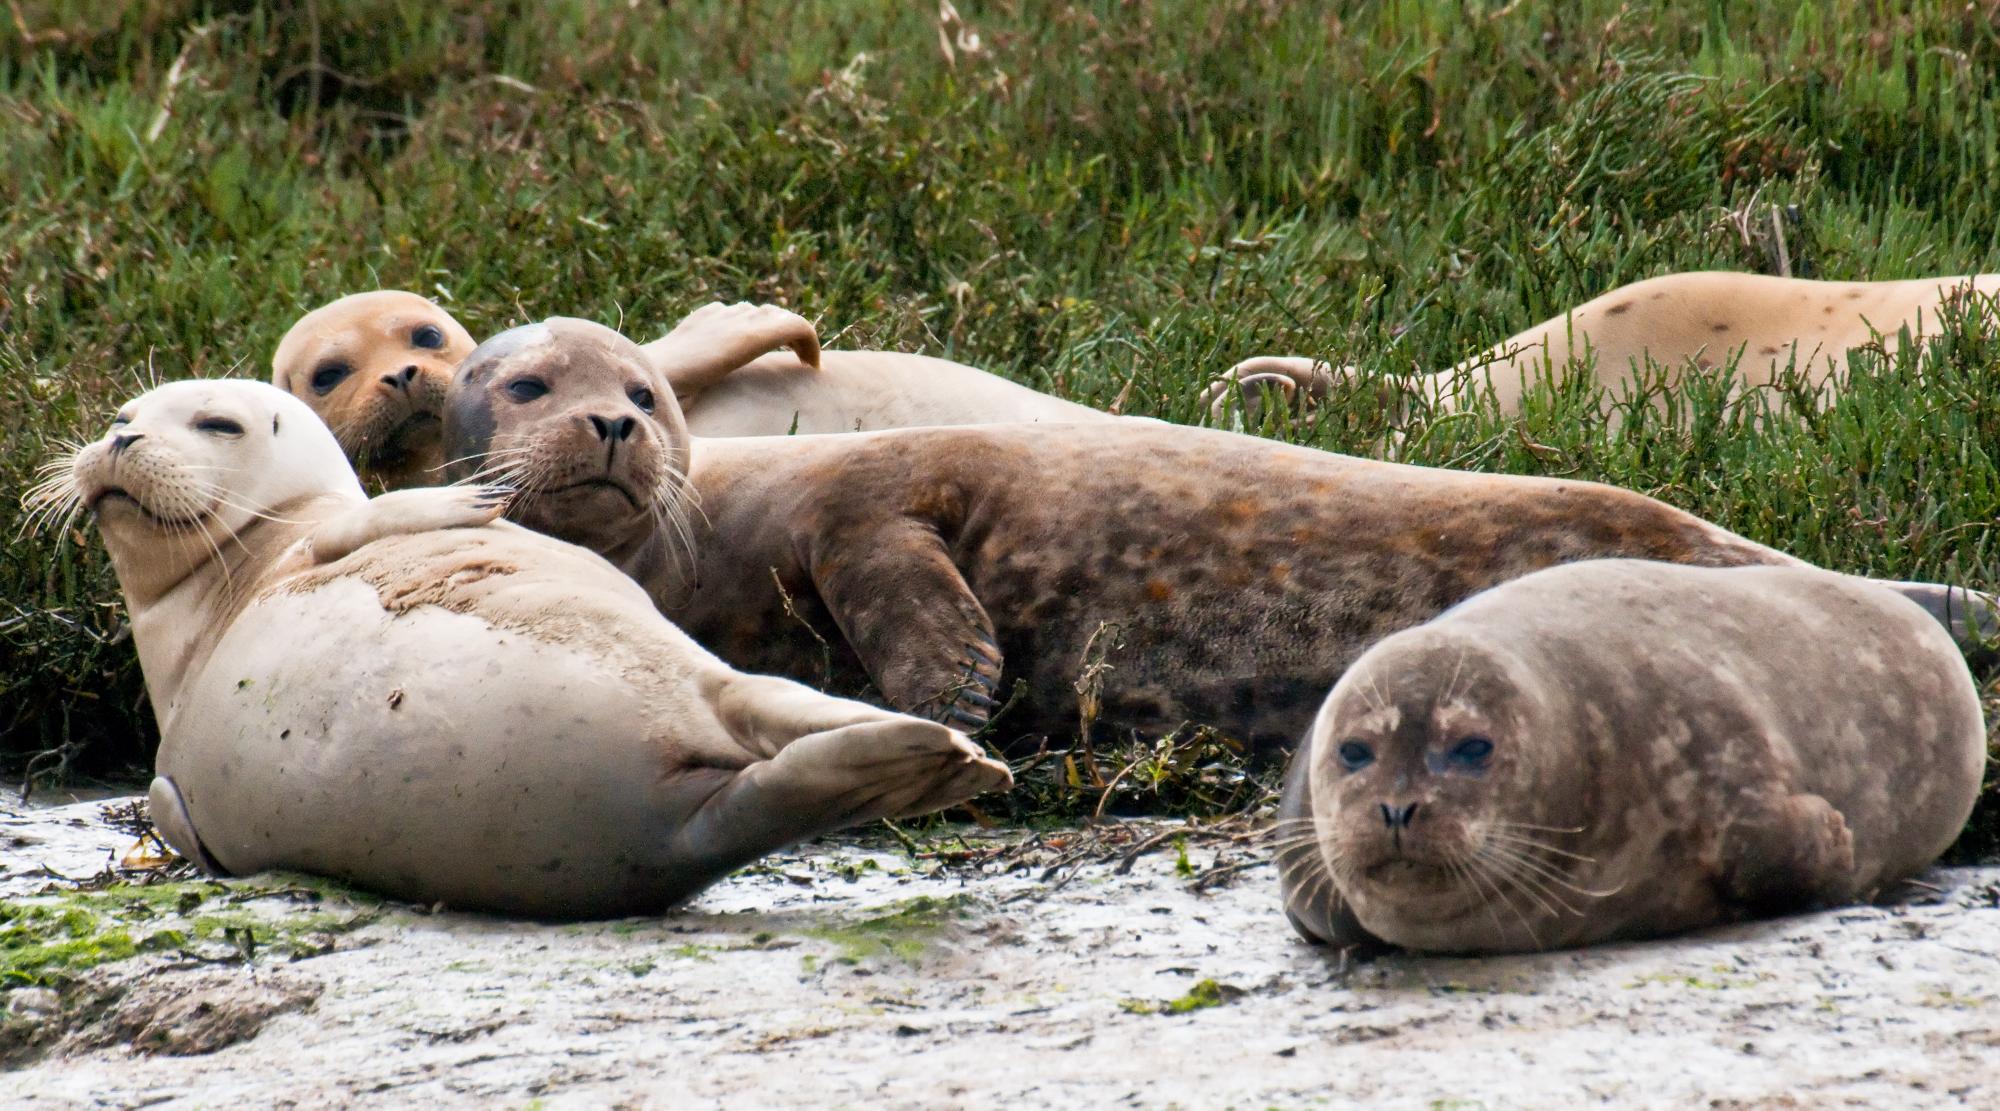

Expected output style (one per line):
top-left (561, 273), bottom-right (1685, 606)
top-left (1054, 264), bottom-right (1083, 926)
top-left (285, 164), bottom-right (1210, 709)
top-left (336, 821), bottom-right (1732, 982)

top-left (1275, 559), bottom-right (1985, 954)
top-left (34, 379), bottom-right (1008, 918)
top-left (430, 319), bottom-right (2000, 759)
top-left (1207, 271), bottom-right (2000, 421)
top-left (271, 290), bottom-right (476, 489)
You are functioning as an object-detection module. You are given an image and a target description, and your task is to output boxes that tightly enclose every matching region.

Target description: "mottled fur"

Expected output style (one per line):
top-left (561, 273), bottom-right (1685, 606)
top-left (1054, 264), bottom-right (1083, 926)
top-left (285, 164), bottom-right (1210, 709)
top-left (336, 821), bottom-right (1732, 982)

top-left (1278, 561), bottom-right (1985, 954)
top-left (445, 321), bottom-right (1811, 757)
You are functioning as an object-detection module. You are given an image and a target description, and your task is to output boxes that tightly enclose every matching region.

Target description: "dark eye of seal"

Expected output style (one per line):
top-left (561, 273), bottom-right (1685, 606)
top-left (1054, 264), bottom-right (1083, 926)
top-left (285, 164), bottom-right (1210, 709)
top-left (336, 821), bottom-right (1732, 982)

top-left (195, 416), bottom-right (245, 437)
top-left (310, 362), bottom-right (353, 395)
top-left (1449, 736), bottom-right (1494, 769)
top-left (506, 378), bottom-right (549, 403)
top-left (628, 386), bottom-right (656, 414)
top-left (412, 324), bottom-right (445, 350)
top-left (1336, 740), bottom-right (1374, 771)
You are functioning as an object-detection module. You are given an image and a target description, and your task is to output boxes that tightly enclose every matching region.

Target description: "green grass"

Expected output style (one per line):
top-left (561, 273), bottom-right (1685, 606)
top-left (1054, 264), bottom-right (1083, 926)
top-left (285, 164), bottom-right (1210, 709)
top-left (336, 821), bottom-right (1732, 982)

top-left (4, 2), bottom-right (2000, 841)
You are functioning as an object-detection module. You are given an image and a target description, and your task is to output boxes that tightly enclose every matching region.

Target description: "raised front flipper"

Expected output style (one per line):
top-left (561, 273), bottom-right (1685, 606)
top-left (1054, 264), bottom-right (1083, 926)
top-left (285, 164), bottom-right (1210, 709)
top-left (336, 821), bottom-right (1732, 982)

top-left (670, 714), bottom-right (1011, 882)
top-left (1714, 792), bottom-right (1857, 913)
top-left (808, 519), bottom-right (1003, 730)
top-left (640, 301), bottom-right (823, 407)
top-left (308, 485), bottom-right (510, 563)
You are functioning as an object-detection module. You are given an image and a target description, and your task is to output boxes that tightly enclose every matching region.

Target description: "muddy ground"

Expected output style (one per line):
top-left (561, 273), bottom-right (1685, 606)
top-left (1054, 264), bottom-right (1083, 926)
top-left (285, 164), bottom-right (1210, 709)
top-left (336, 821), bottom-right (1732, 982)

top-left (4, 793), bottom-right (2000, 1109)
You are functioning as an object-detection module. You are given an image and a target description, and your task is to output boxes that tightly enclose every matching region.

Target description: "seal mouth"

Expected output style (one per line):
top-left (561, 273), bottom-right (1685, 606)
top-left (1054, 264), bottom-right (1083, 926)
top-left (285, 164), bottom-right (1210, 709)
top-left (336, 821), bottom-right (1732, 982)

top-left (87, 487), bottom-right (210, 530)
top-left (544, 478), bottom-right (644, 511)
top-left (1361, 858), bottom-right (1458, 891)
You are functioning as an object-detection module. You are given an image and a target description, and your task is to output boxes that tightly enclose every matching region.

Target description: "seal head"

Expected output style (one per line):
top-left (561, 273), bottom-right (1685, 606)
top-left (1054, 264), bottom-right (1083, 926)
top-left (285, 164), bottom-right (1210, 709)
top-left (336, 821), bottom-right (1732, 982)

top-left (443, 317), bottom-right (694, 577)
top-left (1295, 629), bottom-right (1583, 952)
top-left (69, 380), bottom-right (361, 603)
top-left (272, 291), bottom-right (475, 487)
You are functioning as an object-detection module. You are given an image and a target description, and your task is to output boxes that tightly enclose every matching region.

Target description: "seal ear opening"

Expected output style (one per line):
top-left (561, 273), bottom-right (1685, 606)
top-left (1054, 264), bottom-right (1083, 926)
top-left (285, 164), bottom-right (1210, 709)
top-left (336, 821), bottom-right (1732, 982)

top-left (146, 775), bottom-right (229, 876)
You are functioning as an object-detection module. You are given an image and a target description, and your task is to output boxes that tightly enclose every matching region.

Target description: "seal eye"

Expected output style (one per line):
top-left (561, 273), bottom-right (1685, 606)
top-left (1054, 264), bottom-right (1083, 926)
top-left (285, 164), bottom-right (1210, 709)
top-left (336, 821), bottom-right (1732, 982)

top-left (506, 377), bottom-right (549, 403)
top-left (195, 417), bottom-right (244, 437)
top-left (1449, 736), bottom-right (1494, 769)
top-left (629, 386), bottom-right (656, 414)
top-left (411, 324), bottom-right (445, 350)
top-left (1336, 740), bottom-right (1374, 771)
top-left (309, 362), bottom-right (353, 396)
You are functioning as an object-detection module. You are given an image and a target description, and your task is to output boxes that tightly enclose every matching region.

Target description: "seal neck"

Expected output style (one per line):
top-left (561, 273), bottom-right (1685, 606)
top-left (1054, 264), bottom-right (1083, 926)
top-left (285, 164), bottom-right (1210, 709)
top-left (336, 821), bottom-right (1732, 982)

top-left (121, 492), bottom-right (352, 736)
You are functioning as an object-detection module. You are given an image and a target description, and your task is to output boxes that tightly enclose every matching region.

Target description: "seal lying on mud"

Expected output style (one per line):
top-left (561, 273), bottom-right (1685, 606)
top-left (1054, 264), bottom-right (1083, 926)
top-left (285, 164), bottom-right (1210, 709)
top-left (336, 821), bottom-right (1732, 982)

top-left (276, 293), bottom-right (1100, 489)
top-left (1207, 271), bottom-right (2000, 420)
top-left (34, 379), bottom-right (1009, 918)
top-left (1275, 560), bottom-right (1986, 954)
top-left (434, 319), bottom-right (2000, 756)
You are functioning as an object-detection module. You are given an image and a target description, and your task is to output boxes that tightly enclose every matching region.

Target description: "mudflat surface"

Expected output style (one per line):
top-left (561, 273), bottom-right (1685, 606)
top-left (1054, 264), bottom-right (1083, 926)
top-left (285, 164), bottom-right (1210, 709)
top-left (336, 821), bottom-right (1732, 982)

top-left (5, 796), bottom-right (2000, 1108)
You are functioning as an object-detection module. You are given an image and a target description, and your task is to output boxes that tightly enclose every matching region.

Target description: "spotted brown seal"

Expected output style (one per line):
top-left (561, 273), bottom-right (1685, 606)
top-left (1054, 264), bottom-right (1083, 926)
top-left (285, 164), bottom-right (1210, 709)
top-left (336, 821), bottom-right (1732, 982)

top-left (437, 319), bottom-right (1992, 756)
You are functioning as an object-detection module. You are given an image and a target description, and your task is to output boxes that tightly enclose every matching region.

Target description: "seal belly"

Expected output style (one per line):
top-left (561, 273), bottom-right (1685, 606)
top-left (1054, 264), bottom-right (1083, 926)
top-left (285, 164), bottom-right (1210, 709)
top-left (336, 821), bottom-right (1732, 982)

top-left (161, 577), bottom-right (691, 918)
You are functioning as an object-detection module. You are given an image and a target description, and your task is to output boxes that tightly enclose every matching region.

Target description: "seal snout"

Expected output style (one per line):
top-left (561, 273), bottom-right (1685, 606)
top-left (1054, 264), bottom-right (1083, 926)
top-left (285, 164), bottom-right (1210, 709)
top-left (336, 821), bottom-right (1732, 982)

top-left (382, 365), bottom-right (422, 390)
top-left (587, 413), bottom-right (638, 442)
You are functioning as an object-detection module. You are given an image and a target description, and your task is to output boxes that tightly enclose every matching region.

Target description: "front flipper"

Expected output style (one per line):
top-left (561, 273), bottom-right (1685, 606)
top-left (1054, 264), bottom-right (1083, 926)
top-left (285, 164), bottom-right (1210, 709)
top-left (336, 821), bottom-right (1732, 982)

top-left (671, 715), bottom-right (1012, 880)
top-left (308, 485), bottom-right (510, 564)
top-left (640, 301), bottom-right (823, 408)
top-left (147, 775), bottom-right (227, 876)
top-left (1714, 792), bottom-right (1857, 913)
top-left (808, 519), bottom-right (1003, 730)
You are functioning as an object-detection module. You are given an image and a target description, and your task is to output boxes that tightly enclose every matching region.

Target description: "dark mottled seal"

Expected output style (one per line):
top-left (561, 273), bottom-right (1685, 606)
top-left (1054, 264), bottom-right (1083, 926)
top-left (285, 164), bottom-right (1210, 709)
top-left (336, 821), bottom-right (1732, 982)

top-left (441, 318), bottom-right (1988, 755)
top-left (1276, 560), bottom-right (1986, 954)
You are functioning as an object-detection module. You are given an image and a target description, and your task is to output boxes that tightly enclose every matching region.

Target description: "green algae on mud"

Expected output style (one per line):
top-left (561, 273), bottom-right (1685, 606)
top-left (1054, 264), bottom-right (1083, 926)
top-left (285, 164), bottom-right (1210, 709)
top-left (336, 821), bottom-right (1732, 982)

top-left (1, 872), bottom-right (385, 989)
top-left (803, 895), bottom-right (973, 967)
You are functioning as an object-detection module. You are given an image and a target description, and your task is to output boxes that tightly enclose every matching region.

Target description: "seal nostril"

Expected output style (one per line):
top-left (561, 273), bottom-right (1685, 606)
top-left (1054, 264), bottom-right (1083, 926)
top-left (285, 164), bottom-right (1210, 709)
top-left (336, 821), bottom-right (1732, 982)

top-left (399, 366), bottom-right (419, 385)
top-left (110, 432), bottom-right (143, 456)
top-left (1400, 802), bottom-right (1420, 827)
top-left (1379, 802), bottom-right (1394, 828)
top-left (589, 414), bottom-right (614, 441)
top-left (614, 416), bottom-right (637, 441)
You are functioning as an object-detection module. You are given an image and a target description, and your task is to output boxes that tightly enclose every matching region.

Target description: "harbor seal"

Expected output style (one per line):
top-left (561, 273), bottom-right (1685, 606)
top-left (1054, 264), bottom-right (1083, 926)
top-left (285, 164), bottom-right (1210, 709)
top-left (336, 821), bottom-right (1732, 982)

top-left (1275, 560), bottom-right (1986, 955)
top-left (1207, 271), bottom-right (2000, 421)
top-left (437, 319), bottom-right (1986, 757)
top-left (36, 379), bottom-right (1009, 918)
top-left (272, 290), bottom-right (476, 489)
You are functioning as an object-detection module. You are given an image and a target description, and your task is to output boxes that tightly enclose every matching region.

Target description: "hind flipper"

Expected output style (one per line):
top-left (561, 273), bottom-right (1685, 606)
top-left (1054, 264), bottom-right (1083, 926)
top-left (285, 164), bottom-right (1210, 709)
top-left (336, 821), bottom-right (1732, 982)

top-left (146, 775), bottom-right (228, 876)
top-left (671, 715), bottom-right (1011, 879)
top-left (1861, 578), bottom-right (2000, 664)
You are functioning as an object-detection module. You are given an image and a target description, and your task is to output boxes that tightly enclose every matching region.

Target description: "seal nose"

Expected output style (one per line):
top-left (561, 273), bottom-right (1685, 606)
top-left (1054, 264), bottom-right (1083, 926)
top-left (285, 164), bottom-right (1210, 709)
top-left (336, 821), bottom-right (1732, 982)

top-left (589, 414), bottom-right (638, 442)
top-left (382, 366), bottom-right (420, 390)
top-left (1378, 802), bottom-right (1420, 829)
top-left (109, 432), bottom-right (143, 457)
